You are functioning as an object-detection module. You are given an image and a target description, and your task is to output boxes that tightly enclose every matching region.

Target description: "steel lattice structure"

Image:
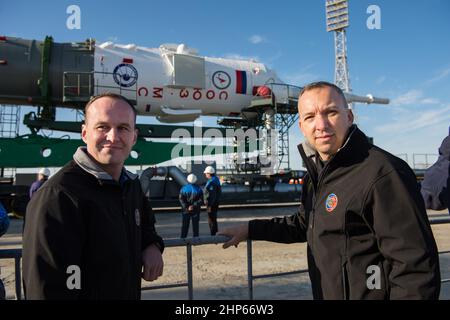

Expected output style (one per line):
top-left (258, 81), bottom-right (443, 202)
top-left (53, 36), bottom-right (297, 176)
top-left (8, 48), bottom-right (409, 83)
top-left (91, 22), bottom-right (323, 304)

top-left (326, 0), bottom-right (353, 108)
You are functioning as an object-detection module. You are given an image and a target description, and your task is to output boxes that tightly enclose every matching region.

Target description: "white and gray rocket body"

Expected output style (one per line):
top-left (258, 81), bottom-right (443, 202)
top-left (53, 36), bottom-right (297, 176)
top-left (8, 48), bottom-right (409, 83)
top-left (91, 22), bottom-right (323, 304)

top-left (0, 36), bottom-right (388, 124)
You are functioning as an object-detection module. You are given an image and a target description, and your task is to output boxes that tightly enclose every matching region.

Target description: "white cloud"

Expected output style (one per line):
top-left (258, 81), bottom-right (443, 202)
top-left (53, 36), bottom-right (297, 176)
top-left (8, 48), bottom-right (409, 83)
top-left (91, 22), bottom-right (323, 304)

top-left (425, 66), bottom-right (450, 85)
top-left (390, 89), bottom-right (440, 106)
top-left (391, 89), bottom-right (423, 106)
top-left (375, 104), bottom-right (450, 134)
top-left (420, 98), bottom-right (440, 105)
top-left (249, 35), bottom-right (266, 44)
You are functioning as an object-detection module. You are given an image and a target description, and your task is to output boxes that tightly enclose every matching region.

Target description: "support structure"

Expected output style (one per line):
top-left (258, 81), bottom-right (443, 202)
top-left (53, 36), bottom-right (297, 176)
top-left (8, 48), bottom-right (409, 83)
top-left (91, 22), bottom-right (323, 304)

top-left (0, 105), bottom-right (20, 138)
top-left (333, 29), bottom-right (351, 94)
top-left (226, 83), bottom-right (300, 174)
top-left (326, 0), bottom-right (353, 108)
top-left (0, 104), bottom-right (20, 177)
top-left (275, 111), bottom-right (298, 171)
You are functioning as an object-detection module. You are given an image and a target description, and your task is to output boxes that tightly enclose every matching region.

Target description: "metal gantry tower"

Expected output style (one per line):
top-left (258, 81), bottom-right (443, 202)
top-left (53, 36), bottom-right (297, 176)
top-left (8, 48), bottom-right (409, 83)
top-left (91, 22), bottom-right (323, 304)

top-left (326, 0), bottom-right (353, 108)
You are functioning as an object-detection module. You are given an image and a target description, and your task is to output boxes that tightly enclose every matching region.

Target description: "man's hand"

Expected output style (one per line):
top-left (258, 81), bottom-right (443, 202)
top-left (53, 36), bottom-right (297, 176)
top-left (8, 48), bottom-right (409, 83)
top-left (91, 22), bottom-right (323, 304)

top-left (188, 205), bottom-right (194, 211)
top-left (217, 224), bottom-right (249, 249)
top-left (142, 243), bottom-right (164, 281)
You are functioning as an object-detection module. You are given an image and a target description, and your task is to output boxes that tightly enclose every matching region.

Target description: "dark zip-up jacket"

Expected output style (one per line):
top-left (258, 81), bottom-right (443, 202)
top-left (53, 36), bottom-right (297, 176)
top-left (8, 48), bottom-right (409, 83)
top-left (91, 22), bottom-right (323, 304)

top-left (23, 147), bottom-right (164, 300)
top-left (179, 183), bottom-right (203, 214)
top-left (249, 126), bottom-right (440, 299)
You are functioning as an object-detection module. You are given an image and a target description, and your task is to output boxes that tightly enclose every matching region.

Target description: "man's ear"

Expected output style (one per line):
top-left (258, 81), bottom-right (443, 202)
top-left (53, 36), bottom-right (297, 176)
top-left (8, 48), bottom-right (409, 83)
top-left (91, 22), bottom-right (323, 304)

top-left (298, 118), bottom-right (306, 137)
top-left (347, 109), bottom-right (354, 124)
top-left (81, 124), bottom-right (87, 144)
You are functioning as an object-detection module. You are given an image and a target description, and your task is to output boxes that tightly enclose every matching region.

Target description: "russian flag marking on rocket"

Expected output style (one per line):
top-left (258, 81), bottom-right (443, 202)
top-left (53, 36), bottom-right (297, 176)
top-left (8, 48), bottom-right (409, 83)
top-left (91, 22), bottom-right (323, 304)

top-left (235, 70), bottom-right (247, 94)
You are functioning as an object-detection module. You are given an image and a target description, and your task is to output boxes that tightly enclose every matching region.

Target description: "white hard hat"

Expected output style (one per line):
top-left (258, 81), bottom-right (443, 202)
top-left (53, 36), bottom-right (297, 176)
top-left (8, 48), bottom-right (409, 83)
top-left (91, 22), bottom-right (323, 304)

top-left (203, 166), bottom-right (215, 174)
top-left (39, 168), bottom-right (50, 177)
top-left (187, 173), bottom-right (197, 184)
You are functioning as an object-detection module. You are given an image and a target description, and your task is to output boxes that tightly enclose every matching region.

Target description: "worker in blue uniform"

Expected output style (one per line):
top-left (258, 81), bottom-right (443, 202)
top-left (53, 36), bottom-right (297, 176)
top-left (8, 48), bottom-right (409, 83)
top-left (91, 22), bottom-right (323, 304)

top-left (179, 173), bottom-right (203, 238)
top-left (203, 166), bottom-right (222, 235)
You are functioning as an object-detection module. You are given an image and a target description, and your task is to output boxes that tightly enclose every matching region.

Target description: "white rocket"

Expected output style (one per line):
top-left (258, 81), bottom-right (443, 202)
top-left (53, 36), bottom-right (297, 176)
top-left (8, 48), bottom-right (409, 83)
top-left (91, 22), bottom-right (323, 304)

top-left (0, 36), bottom-right (388, 124)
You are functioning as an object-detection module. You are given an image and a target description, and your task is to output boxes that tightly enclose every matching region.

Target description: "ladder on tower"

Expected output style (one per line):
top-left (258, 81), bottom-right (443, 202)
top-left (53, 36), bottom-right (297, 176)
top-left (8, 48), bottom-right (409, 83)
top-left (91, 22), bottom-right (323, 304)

top-left (275, 111), bottom-right (298, 172)
top-left (0, 104), bottom-right (21, 177)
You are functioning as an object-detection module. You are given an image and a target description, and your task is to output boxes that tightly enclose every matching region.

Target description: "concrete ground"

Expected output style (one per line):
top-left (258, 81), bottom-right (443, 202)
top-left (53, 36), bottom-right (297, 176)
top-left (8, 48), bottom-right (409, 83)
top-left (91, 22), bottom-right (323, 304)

top-left (1, 206), bottom-right (449, 300)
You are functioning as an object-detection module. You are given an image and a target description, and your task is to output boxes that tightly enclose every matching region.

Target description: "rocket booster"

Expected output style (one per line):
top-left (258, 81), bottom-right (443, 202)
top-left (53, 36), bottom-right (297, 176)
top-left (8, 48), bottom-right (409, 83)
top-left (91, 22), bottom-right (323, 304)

top-left (0, 36), bottom-right (388, 124)
top-left (0, 36), bottom-right (286, 122)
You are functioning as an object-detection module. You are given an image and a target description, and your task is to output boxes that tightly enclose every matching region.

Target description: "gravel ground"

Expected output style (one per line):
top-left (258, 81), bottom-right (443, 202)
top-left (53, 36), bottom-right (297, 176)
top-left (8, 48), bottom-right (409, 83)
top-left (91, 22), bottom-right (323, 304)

top-left (1, 206), bottom-right (449, 300)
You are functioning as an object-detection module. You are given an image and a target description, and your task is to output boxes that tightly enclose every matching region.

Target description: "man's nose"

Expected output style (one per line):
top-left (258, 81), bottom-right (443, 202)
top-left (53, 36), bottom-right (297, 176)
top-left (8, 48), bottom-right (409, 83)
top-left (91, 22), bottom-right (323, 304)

top-left (106, 128), bottom-right (119, 142)
top-left (315, 114), bottom-right (329, 131)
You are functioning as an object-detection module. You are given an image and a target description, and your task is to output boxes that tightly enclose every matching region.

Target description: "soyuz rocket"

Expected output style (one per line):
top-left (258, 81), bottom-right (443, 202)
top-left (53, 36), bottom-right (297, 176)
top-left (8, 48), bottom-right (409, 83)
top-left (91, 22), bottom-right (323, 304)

top-left (0, 35), bottom-right (388, 124)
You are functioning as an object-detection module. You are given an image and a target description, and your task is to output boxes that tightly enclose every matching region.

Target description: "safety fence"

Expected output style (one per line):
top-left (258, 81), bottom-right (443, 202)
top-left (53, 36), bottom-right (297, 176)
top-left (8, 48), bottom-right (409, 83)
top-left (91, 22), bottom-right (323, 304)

top-left (1, 216), bottom-right (450, 300)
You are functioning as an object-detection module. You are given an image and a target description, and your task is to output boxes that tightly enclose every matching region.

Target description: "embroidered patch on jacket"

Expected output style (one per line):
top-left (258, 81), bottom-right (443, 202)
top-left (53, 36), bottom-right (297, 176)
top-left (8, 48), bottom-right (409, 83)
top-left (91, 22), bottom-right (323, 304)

top-left (135, 209), bottom-right (141, 226)
top-left (325, 193), bottom-right (338, 213)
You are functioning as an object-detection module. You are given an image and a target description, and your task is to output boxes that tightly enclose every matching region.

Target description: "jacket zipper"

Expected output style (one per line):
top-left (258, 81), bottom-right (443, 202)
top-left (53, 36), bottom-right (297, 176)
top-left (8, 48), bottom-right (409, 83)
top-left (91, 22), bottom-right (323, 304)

top-left (341, 256), bottom-right (349, 300)
top-left (309, 160), bottom-right (331, 251)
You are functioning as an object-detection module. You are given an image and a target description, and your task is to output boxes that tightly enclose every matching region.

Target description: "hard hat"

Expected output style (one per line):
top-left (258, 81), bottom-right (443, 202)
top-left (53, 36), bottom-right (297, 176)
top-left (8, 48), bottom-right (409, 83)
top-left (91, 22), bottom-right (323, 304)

top-left (203, 166), bottom-right (215, 174)
top-left (187, 173), bottom-right (197, 184)
top-left (39, 168), bottom-right (50, 177)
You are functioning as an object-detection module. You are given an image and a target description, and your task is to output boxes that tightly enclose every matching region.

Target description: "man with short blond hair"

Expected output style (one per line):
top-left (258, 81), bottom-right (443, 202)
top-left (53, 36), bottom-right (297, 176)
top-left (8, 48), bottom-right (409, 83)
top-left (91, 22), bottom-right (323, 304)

top-left (23, 93), bottom-right (164, 299)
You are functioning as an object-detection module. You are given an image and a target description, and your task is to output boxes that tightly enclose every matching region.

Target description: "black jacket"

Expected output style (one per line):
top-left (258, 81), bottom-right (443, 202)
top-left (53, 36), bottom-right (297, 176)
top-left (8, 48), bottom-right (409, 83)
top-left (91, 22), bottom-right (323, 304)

top-left (23, 147), bottom-right (164, 300)
top-left (249, 126), bottom-right (440, 299)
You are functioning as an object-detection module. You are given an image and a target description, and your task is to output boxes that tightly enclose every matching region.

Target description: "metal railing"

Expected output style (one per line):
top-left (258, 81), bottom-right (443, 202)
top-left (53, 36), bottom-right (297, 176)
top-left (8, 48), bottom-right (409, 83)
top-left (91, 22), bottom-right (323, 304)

top-left (1, 216), bottom-right (450, 300)
top-left (412, 153), bottom-right (439, 170)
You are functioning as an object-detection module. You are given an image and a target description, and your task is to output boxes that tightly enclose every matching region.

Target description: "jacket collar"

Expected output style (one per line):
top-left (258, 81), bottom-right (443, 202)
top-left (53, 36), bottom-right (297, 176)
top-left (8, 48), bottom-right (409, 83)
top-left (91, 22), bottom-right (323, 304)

top-left (297, 125), bottom-right (369, 174)
top-left (73, 147), bottom-right (138, 181)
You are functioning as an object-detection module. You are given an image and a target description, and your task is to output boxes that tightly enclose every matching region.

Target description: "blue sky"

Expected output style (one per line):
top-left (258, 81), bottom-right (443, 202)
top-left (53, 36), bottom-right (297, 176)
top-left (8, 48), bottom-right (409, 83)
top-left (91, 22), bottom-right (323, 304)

top-left (1, 0), bottom-right (449, 170)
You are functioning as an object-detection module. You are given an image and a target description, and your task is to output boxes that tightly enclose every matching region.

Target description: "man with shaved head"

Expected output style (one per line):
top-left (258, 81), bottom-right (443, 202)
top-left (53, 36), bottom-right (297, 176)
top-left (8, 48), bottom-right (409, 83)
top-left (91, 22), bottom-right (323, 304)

top-left (220, 81), bottom-right (440, 300)
top-left (23, 93), bottom-right (164, 299)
